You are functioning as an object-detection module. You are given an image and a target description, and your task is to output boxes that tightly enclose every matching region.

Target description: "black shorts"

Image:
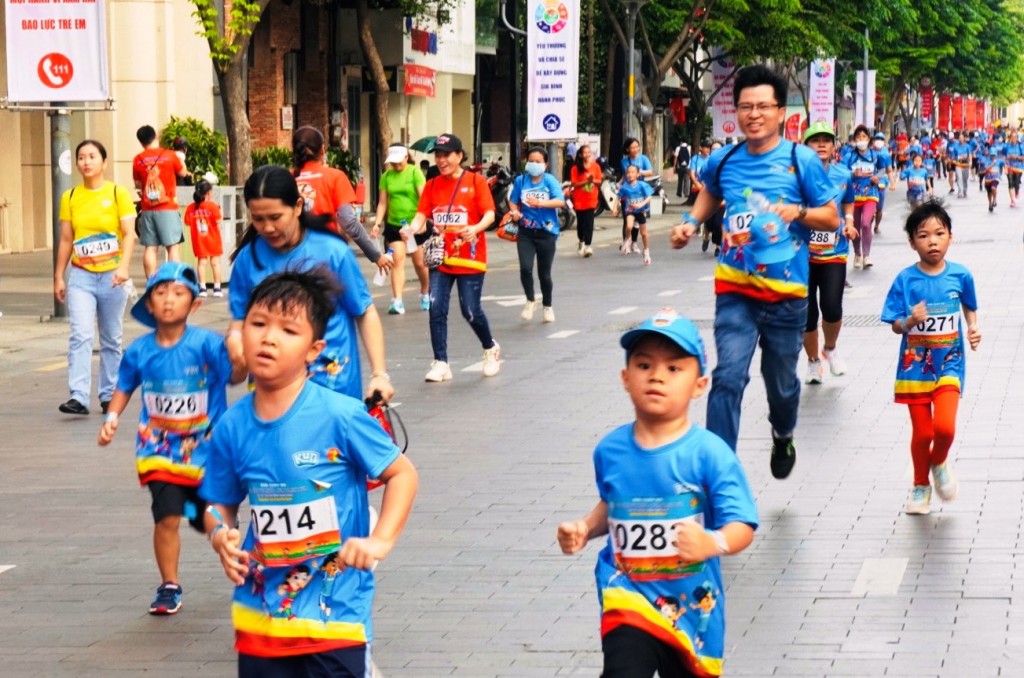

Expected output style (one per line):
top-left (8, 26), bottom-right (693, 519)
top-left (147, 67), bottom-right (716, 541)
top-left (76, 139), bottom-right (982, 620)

top-left (625, 212), bottom-right (648, 225)
top-left (148, 480), bottom-right (205, 531)
top-left (239, 645), bottom-right (368, 678)
top-left (602, 625), bottom-right (699, 678)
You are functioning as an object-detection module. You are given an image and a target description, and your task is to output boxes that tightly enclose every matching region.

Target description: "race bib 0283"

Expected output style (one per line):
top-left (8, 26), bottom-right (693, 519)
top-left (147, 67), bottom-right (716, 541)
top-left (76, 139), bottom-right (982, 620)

top-left (607, 491), bottom-right (706, 581)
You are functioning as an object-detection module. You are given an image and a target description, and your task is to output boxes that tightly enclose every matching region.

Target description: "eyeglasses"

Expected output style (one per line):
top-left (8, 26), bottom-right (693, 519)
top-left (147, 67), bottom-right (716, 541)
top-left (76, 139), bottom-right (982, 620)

top-left (736, 103), bottom-right (780, 115)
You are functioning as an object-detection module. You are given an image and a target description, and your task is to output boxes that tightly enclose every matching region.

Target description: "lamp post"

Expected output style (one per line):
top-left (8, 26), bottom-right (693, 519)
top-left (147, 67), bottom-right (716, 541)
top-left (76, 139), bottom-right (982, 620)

top-left (623, 0), bottom-right (648, 142)
top-left (862, 27), bottom-right (870, 128)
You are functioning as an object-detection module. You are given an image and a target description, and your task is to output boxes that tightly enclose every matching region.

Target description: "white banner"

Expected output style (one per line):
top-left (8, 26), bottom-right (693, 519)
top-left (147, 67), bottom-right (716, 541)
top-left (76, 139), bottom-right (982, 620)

top-left (526, 0), bottom-right (580, 141)
top-left (4, 0), bottom-right (110, 103)
top-left (710, 49), bottom-right (738, 139)
top-left (855, 70), bottom-right (877, 128)
top-left (808, 59), bottom-right (835, 125)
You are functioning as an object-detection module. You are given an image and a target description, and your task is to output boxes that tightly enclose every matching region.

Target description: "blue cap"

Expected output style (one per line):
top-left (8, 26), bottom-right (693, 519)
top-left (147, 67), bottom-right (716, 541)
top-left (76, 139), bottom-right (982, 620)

top-left (130, 261), bottom-right (201, 328)
top-left (620, 308), bottom-right (707, 375)
top-left (872, 132), bottom-right (886, 140)
top-left (747, 211), bottom-right (795, 267)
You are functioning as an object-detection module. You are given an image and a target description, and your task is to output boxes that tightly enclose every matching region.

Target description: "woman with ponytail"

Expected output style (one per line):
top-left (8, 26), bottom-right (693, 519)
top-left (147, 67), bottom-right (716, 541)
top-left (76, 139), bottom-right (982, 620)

top-left (291, 126), bottom-right (390, 273)
top-left (183, 179), bottom-right (224, 296)
top-left (227, 165), bottom-right (393, 402)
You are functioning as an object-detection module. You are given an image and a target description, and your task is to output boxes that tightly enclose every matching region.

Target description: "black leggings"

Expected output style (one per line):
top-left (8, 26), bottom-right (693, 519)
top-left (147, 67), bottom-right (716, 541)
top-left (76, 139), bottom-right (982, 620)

top-left (1008, 172), bottom-right (1021, 193)
top-left (601, 625), bottom-right (699, 678)
top-left (576, 208), bottom-right (596, 245)
top-left (517, 228), bottom-right (557, 306)
top-left (806, 262), bottom-right (846, 332)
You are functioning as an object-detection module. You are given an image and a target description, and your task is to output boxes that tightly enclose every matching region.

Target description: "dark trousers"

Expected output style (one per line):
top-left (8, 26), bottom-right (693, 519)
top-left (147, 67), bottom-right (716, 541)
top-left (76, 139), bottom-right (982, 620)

top-left (576, 208), bottom-right (596, 245)
top-left (601, 626), bottom-right (699, 678)
top-left (517, 228), bottom-right (557, 306)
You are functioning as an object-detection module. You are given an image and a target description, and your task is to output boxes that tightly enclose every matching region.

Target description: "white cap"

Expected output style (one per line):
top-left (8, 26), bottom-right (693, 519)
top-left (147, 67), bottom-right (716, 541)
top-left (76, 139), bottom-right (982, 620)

top-left (385, 145), bottom-right (409, 164)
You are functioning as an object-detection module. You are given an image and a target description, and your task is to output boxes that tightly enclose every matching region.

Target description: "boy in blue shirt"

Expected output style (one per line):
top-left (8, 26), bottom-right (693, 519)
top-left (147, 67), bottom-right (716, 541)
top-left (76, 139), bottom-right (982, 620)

top-left (202, 267), bottom-right (418, 676)
top-left (616, 164), bottom-right (656, 264)
top-left (98, 262), bottom-right (245, 615)
top-left (557, 309), bottom-right (757, 677)
top-left (900, 154), bottom-right (930, 209)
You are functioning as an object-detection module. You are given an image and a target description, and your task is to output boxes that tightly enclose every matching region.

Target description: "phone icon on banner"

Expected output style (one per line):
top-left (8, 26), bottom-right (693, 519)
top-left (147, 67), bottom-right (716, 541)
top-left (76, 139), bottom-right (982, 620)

top-left (37, 53), bottom-right (74, 89)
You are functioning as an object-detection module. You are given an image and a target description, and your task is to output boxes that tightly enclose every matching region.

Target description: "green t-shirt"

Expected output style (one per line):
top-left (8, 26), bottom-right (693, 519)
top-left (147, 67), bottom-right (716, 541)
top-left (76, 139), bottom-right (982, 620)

top-left (378, 165), bottom-right (426, 226)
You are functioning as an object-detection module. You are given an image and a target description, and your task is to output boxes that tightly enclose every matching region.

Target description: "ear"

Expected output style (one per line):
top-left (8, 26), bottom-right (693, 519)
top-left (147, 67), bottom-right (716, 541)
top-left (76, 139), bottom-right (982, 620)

top-left (190, 297), bottom-right (202, 314)
top-left (620, 366), bottom-right (630, 391)
top-left (306, 338), bottom-right (327, 366)
top-left (691, 374), bottom-right (710, 399)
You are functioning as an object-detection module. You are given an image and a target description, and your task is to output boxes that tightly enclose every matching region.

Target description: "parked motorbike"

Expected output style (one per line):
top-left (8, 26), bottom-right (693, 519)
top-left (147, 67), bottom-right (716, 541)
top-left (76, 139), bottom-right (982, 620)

top-left (595, 157), bottom-right (620, 217)
top-left (560, 181), bottom-right (576, 231)
top-left (482, 158), bottom-right (514, 230)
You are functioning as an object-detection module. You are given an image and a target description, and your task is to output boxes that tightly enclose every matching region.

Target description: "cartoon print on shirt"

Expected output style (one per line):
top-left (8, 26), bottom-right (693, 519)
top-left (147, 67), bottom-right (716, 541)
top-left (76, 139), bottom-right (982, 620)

top-left (319, 552), bottom-right (341, 618)
top-left (275, 564), bottom-right (313, 620)
top-left (689, 582), bottom-right (718, 649)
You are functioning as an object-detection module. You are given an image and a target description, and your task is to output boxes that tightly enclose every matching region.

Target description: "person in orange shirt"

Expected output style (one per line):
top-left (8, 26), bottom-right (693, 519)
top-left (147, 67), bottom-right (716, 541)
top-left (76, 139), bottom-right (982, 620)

top-left (409, 133), bottom-right (501, 383)
top-left (133, 125), bottom-right (189, 278)
top-left (183, 179), bottom-right (224, 297)
top-left (570, 144), bottom-right (602, 257)
top-left (291, 126), bottom-right (390, 273)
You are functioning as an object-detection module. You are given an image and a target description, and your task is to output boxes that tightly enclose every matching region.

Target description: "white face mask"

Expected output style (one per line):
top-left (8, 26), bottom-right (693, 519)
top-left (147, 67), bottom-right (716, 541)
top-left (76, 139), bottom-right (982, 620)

top-left (873, 140), bottom-right (885, 150)
top-left (855, 140), bottom-right (869, 151)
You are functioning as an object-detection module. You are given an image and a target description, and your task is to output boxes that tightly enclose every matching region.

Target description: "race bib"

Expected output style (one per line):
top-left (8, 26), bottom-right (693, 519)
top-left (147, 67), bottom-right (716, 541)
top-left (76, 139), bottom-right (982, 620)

top-left (432, 208), bottom-right (469, 228)
top-left (522, 189), bottom-right (548, 202)
top-left (908, 304), bottom-right (960, 349)
top-left (851, 161), bottom-right (875, 177)
top-left (725, 208), bottom-right (754, 246)
top-left (73, 233), bottom-right (120, 269)
top-left (808, 228), bottom-right (838, 255)
top-left (607, 491), bottom-right (706, 581)
top-left (144, 390), bottom-right (208, 432)
top-left (249, 482), bottom-right (341, 568)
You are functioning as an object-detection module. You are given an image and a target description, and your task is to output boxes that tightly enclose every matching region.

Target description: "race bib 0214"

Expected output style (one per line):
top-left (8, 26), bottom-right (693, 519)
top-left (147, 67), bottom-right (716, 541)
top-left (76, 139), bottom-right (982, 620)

top-left (249, 482), bottom-right (342, 568)
top-left (607, 491), bottom-right (706, 581)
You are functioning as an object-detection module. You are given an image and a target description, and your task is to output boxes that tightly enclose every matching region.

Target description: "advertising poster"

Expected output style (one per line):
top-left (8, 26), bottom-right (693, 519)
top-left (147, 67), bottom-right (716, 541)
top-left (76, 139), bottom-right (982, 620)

top-left (526, 0), bottom-right (580, 141)
top-left (808, 59), bottom-right (835, 125)
top-left (710, 49), bottom-right (738, 138)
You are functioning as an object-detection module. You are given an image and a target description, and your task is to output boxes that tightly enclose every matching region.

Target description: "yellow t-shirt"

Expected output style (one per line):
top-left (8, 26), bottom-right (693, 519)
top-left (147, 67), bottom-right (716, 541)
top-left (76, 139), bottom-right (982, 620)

top-left (59, 182), bottom-right (136, 273)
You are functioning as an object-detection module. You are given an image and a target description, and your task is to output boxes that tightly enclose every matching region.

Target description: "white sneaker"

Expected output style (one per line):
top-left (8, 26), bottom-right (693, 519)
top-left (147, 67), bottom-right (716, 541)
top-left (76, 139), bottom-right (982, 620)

top-left (482, 342), bottom-right (501, 377)
top-left (199, 289), bottom-right (208, 298)
top-left (822, 347), bottom-right (847, 376)
top-left (642, 249), bottom-right (651, 265)
top-left (853, 255), bottom-right (863, 269)
top-left (620, 239), bottom-right (630, 255)
top-left (863, 257), bottom-right (873, 268)
top-left (804, 359), bottom-right (824, 384)
top-left (521, 300), bottom-right (539, 320)
top-left (542, 306), bottom-right (555, 323)
top-left (212, 288), bottom-right (224, 298)
top-left (424, 360), bottom-right (452, 382)
top-left (631, 241), bottom-right (642, 254)
top-left (931, 463), bottom-right (959, 502)
top-left (583, 245), bottom-right (593, 258)
top-left (577, 241), bottom-right (585, 257)
top-left (905, 484), bottom-right (932, 515)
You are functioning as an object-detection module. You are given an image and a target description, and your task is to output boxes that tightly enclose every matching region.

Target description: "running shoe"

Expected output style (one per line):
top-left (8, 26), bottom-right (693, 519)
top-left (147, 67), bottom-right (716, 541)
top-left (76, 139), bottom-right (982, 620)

top-left (948, 188), bottom-right (955, 194)
top-left (149, 583), bottom-right (183, 615)
top-left (822, 347), bottom-right (847, 376)
top-left (199, 289), bottom-right (208, 298)
top-left (989, 204), bottom-right (994, 213)
top-left (863, 258), bottom-right (873, 268)
top-left (482, 342), bottom-right (501, 377)
top-left (388, 299), bottom-right (406, 315)
top-left (854, 255), bottom-right (864, 269)
top-left (577, 241), bottom-right (585, 257)
top-left (931, 463), bottom-right (959, 501)
top-left (583, 245), bottom-right (594, 258)
top-left (424, 360), bottom-right (452, 382)
top-left (420, 293), bottom-right (430, 311)
top-left (905, 485), bottom-right (932, 515)
top-left (521, 300), bottom-right (539, 321)
top-left (770, 433), bottom-right (796, 479)
top-left (213, 288), bottom-right (224, 298)
top-left (714, 247), bottom-right (720, 256)
top-left (542, 306), bottom-right (555, 323)
top-left (630, 241), bottom-right (642, 254)
top-left (620, 239), bottom-right (630, 255)
top-left (701, 239), bottom-right (709, 253)
top-left (804, 359), bottom-right (824, 385)
top-left (643, 249), bottom-right (652, 266)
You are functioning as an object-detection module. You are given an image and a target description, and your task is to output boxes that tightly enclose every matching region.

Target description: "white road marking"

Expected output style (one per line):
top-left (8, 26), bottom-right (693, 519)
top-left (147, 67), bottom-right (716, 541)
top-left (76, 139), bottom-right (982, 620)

top-left (0, 565), bottom-right (16, 575)
top-left (481, 295), bottom-right (525, 302)
top-left (608, 306), bottom-right (637, 315)
top-left (851, 558), bottom-right (908, 596)
top-left (698, 275), bottom-right (714, 282)
top-left (657, 290), bottom-right (682, 297)
top-left (36, 361), bottom-right (67, 372)
top-left (547, 330), bottom-right (580, 339)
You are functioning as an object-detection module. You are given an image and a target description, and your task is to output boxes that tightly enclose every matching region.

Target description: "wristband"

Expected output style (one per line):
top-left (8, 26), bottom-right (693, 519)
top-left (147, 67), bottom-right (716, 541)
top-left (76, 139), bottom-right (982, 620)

top-left (843, 214), bottom-right (854, 222)
top-left (105, 412), bottom-right (119, 424)
top-left (370, 371), bottom-right (391, 381)
top-left (708, 529), bottom-right (730, 555)
top-left (681, 213), bottom-right (699, 227)
top-left (209, 523), bottom-right (225, 544)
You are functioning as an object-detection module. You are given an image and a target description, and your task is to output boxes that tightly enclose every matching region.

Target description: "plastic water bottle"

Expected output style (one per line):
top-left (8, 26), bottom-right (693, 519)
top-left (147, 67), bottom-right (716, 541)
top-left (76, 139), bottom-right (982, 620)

top-left (746, 190), bottom-right (771, 215)
top-left (373, 248), bottom-right (393, 286)
top-left (400, 219), bottom-right (417, 253)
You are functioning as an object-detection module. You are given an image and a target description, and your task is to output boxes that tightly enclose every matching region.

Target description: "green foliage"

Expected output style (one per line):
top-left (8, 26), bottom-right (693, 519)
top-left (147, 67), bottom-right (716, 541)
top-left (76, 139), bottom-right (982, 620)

top-left (189, 0), bottom-right (265, 70)
top-left (159, 116), bottom-right (227, 184)
top-left (326, 148), bottom-right (363, 183)
top-left (251, 146), bottom-right (293, 169)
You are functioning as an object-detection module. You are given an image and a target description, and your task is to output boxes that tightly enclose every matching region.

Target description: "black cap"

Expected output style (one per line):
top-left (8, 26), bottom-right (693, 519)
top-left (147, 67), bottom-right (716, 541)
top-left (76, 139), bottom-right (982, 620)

top-left (433, 133), bottom-right (464, 154)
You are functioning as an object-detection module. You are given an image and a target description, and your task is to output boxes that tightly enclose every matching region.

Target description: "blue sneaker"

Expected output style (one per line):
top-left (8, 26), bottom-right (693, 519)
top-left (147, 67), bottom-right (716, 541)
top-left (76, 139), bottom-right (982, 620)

top-left (419, 293), bottom-right (430, 311)
top-left (388, 299), bottom-right (405, 315)
top-left (149, 582), bottom-right (183, 615)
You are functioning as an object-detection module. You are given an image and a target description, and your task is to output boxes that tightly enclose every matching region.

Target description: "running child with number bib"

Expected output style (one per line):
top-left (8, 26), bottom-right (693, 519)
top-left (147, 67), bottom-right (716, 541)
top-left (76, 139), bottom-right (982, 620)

top-left (881, 200), bottom-right (981, 516)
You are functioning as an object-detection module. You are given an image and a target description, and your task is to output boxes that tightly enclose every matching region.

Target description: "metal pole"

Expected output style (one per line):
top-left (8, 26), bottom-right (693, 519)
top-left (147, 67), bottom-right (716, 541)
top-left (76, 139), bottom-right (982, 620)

top-left (50, 106), bottom-right (72, 319)
top-left (626, 3), bottom-right (637, 141)
top-left (862, 28), bottom-right (869, 129)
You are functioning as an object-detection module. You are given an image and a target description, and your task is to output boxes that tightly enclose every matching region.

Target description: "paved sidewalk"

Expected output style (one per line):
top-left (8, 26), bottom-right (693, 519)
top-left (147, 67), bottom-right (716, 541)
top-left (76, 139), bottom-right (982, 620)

top-left (1, 189), bottom-right (1023, 677)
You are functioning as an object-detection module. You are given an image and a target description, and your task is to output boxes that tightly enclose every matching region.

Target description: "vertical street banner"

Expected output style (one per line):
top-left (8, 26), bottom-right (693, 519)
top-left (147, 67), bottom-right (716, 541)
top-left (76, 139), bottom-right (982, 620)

top-left (966, 99), bottom-right (977, 130)
top-left (855, 70), bottom-right (876, 127)
top-left (807, 59), bottom-right (835, 125)
top-left (919, 86), bottom-right (934, 125)
top-left (526, 0), bottom-right (580, 141)
top-left (938, 94), bottom-right (951, 131)
top-left (975, 101), bottom-right (986, 130)
top-left (710, 49), bottom-right (738, 138)
top-left (4, 0), bottom-right (110, 103)
top-left (952, 97), bottom-right (964, 129)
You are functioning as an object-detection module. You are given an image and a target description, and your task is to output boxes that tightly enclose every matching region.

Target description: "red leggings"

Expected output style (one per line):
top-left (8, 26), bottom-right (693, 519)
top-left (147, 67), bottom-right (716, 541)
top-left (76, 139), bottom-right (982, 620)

top-left (907, 390), bottom-right (959, 486)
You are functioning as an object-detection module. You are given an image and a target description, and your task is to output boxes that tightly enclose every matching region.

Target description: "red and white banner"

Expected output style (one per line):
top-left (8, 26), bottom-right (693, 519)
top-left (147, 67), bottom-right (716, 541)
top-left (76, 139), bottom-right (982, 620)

top-left (975, 101), bottom-right (986, 130)
top-left (526, 0), bottom-right (580, 141)
top-left (937, 94), bottom-right (951, 131)
top-left (403, 64), bottom-right (436, 98)
top-left (807, 59), bottom-right (835, 125)
top-left (4, 0), bottom-right (110, 103)
top-left (710, 49), bottom-right (738, 138)
top-left (952, 97), bottom-right (964, 130)
top-left (919, 87), bottom-right (934, 123)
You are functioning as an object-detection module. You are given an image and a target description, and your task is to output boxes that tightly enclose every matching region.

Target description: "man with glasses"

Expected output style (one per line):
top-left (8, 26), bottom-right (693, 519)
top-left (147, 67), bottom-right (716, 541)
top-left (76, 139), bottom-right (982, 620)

top-left (669, 65), bottom-right (839, 480)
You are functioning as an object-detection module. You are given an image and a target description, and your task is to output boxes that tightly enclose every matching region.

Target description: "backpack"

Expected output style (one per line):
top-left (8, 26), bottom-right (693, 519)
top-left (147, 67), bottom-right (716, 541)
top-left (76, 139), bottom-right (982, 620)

top-left (713, 140), bottom-right (804, 202)
top-left (143, 152), bottom-right (169, 206)
top-left (675, 144), bottom-right (691, 169)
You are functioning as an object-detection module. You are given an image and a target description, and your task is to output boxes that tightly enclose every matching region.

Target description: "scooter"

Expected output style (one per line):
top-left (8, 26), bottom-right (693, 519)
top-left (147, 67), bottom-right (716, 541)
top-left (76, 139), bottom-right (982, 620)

top-left (560, 181), bottom-right (576, 231)
top-left (484, 158), bottom-right (514, 229)
top-left (595, 157), bottom-right (620, 217)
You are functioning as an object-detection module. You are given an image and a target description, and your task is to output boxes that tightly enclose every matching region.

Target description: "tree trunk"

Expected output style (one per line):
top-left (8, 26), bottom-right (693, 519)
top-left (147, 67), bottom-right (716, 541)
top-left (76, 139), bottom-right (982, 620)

top-left (217, 55), bottom-right (252, 188)
top-left (586, 0), bottom-right (595, 129)
top-left (356, 0), bottom-right (392, 162)
top-left (601, 36), bottom-right (617, 160)
top-left (879, 76), bottom-right (906, 135)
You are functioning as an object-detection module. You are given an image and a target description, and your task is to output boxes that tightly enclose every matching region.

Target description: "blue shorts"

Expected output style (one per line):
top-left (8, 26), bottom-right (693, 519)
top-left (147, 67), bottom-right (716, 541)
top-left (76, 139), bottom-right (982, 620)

top-left (138, 209), bottom-right (183, 247)
top-left (238, 645), bottom-right (369, 678)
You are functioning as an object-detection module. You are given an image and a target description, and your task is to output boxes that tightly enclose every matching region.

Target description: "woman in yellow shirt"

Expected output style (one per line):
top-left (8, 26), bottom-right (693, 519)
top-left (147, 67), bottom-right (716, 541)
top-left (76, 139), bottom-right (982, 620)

top-left (53, 139), bottom-right (137, 415)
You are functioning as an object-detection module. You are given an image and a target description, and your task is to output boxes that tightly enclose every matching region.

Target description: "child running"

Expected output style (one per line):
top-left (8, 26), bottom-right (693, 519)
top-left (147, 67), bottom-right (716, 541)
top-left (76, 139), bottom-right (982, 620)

top-left (557, 308), bottom-right (757, 677)
top-left (900, 154), bottom-right (930, 210)
top-left (97, 262), bottom-right (245, 615)
top-left (979, 149), bottom-right (1004, 212)
top-left (183, 179), bottom-right (224, 296)
top-left (616, 164), bottom-right (655, 264)
top-left (881, 200), bottom-right (981, 515)
top-left (201, 267), bottom-right (418, 677)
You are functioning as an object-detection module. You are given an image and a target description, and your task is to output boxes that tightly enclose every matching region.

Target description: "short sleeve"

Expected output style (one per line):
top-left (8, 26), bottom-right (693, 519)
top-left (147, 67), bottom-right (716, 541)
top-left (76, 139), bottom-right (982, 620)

top-left (334, 247), bottom-right (373, 318)
top-left (205, 331), bottom-right (234, 392)
top-left (59, 189), bottom-right (72, 222)
top-left (413, 167), bottom-right (426, 189)
top-left (228, 249), bottom-right (254, 321)
top-left (115, 185), bottom-right (137, 220)
top-left (132, 156), bottom-right (145, 186)
top-left (545, 174), bottom-right (563, 198)
top-left (797, 148), bottom-right (836, 208)
top-left (116, 342), bottom-right (143, 394)
top-left (199, 418), bottom-right (247, 506)
top-left (960, 268), bottom-right (979, 312)
top-left (703, 434), bottom-right (758, 530)
top-left (416, 179), bottom-right (435, 216)
top-left (378, 171), bottom-right (389, 193)
top-left (509, 176), bottom-right (522, 205)
top-left (344, 406), bottom-right (401, 480)
top-left (475, 173), bottom-right (496, 213)
top-left (881, 273), bottom-right (907, 323)
top-left (332, 171), bottom-right (357, 208)
top-left (702, 151), bottom-right (724, 199)
top-left (212, 203), bottom-right (223, 222)
top-left (174, 154), bottom-right (185, 174)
